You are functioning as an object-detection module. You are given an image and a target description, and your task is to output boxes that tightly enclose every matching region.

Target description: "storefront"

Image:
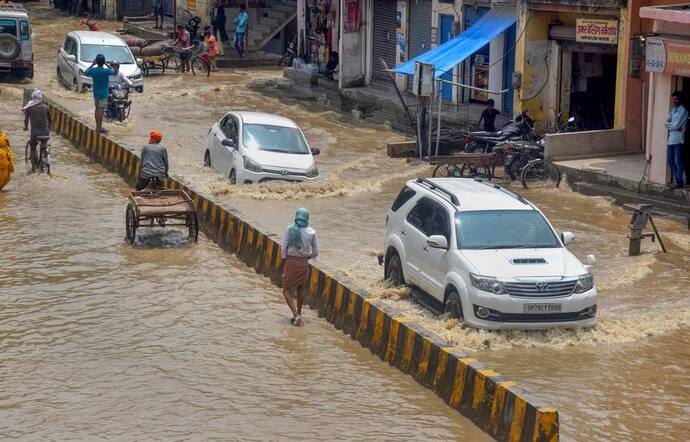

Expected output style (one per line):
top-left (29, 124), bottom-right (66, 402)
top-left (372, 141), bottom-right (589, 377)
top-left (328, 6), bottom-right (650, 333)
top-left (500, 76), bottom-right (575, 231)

top-left (513, 3), bottom-right (624, 133)
top-left (371, 0), bottom-right (397, 82)
top-left (406, 0), bottom-right (432, 89)
top-left (295, 0), bottom-right (340, 77)
top-left (641, 4), bottom-right (690, 186)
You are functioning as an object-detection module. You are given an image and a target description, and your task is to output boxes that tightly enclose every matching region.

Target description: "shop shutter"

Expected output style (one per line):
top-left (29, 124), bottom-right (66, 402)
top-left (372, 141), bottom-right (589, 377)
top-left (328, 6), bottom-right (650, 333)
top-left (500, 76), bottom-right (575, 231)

top-left (372, 0), bottom-right (398, 82)
top-left (407, 0), bottom-right (432, 89)
top-left (503, 23), bottom-right (516, 114)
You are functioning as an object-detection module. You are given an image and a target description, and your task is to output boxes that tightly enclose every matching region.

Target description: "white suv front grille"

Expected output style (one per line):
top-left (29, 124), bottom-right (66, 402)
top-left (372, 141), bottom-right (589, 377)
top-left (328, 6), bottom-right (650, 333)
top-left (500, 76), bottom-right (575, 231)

top-left (503, 280), bottom-right (577, 297)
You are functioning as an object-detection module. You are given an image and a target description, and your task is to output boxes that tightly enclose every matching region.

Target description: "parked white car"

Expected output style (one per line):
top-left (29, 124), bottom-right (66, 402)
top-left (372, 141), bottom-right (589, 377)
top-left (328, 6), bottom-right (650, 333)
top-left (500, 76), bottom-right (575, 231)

top-left (381, 178), bottom-right (597, 330)
top-left (0, 3), bottom-right (33, 79)
top-left (56, 31), bottom-right (144, 92)
top-left (204, 111), bottom-right (320, 184)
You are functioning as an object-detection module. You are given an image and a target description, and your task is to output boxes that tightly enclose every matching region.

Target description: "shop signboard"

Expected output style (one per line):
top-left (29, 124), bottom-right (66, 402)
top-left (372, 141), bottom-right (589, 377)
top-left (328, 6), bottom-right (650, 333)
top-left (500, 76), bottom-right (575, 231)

top-left (186, 0), bottom-right (196, 10)
top-left (575, 19), bottom-right (618, 44)
top-left (664, 41), bottom-right (690, 76)
top-left (645, 37), bottom-right (666, 73)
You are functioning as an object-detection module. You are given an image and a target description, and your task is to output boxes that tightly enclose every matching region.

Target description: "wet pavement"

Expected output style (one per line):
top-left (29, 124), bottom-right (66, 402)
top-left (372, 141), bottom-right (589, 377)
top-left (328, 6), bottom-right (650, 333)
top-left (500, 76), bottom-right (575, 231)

top-left (3, 2), bottom-right (690, 440)
top-left (0, 89), bottom-right (489, 440)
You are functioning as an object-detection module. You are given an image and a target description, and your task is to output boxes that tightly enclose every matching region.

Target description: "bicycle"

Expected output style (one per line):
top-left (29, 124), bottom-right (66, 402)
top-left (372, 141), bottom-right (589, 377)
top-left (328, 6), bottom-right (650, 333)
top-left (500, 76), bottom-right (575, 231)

top-left (279, 35), bottom-right (298, 67)
top-left (25, 136), bottom-right (51, 175)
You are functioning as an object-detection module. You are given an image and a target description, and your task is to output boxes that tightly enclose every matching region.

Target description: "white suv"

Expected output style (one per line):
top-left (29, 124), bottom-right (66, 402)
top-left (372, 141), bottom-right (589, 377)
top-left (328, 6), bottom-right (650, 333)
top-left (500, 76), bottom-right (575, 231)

top-left (381, 178), bottom-right (597, 330)
top-left (0, 4), bottom-right (34, 79)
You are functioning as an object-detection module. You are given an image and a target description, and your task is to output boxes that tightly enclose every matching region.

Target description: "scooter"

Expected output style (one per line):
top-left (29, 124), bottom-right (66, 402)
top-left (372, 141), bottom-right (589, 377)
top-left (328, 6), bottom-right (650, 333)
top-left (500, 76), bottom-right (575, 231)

top-left (464, 111), bottom-right (538, 153)
top-left (106, 85), bottom-right (132, 123)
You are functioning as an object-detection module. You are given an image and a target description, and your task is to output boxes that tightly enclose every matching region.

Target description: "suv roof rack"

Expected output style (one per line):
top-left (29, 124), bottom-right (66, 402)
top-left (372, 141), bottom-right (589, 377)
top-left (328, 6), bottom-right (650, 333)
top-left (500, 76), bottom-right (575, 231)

top-left (473, 177), bottom-right (529, 205)
top-left (0, 4), bottom-right (27, 11)
top-left (415, 178), bottom-right (460, 206)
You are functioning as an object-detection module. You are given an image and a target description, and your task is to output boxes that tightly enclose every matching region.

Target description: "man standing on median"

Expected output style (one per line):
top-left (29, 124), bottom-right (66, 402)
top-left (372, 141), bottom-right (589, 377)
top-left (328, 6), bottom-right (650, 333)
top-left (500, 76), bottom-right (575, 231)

top-left (84, 54), bottom-right (113, 134)
top-left (281, 208), bottom-right (319, 327)
top-left (665, 91), bottom-right (688, 189)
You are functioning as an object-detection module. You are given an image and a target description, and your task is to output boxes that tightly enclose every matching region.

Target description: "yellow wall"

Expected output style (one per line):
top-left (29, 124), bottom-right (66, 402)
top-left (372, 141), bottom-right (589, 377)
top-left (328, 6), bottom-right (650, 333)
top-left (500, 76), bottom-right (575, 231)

top-left (514, 8), bottom-right (627, 128)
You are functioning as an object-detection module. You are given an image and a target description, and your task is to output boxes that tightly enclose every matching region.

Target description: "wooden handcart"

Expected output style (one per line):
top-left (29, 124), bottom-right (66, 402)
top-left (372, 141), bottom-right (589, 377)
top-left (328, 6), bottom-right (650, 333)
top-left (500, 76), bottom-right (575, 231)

top-left (125, 189), bottom-right (199, 244)
top-left (430, 150), bottom-right (508, 179)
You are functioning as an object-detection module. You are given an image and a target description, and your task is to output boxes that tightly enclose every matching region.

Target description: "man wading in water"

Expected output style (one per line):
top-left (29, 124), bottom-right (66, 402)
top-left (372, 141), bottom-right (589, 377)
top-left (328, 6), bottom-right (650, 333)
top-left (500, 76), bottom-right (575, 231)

top-left (281, 208), bottom-right (319, 326)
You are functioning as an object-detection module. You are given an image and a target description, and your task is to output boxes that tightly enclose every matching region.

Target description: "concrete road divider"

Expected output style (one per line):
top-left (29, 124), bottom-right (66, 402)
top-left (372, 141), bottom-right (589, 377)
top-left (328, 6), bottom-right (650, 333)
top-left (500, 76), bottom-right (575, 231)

top-left (40, 91), bottom-right (559, 442)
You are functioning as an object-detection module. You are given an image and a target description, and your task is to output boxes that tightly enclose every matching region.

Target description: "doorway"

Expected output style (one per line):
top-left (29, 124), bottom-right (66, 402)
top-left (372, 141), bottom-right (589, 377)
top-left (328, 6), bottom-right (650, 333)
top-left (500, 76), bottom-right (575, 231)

top-left (568, 50), bottom-right (617, 130)
top-left (439, 14), bottom-right (454, 101)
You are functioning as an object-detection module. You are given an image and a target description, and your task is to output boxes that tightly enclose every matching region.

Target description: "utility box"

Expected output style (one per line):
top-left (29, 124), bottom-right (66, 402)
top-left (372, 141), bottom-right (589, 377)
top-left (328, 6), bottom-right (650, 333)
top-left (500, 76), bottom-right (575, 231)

top-left (413, 62), bottom-right (434, 97)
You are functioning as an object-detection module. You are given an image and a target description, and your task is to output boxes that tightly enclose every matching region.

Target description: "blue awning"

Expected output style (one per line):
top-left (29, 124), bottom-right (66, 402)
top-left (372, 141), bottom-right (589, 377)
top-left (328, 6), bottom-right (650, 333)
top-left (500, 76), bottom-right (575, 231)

top-left (393, 6), bottom-right (516, 78)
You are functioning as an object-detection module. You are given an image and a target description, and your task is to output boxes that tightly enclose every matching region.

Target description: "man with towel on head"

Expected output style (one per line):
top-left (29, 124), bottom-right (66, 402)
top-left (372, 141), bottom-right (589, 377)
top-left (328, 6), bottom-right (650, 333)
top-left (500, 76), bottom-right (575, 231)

top-left (281, 208), bottom-right (319, 326)
top-left (135, 130), bottom-right (169, 191)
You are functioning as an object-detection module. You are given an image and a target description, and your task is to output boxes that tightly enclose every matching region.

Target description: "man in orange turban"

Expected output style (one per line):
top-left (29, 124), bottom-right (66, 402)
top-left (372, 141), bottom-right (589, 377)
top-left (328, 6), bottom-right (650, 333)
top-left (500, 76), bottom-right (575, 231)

top-left (136, 130), bottom-right (168, 190)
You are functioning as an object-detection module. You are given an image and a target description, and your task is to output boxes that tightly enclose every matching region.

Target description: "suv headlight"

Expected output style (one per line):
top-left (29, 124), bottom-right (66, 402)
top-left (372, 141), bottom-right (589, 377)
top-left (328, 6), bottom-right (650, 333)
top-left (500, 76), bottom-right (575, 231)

top-left (243, 156), bottom-right (263, 173)
top-left (573, 273), bottom-right (594, 293)
top-left (470, 273), bottom-right (508, 295)
top-left (305, 165), bottom-right (319, 178)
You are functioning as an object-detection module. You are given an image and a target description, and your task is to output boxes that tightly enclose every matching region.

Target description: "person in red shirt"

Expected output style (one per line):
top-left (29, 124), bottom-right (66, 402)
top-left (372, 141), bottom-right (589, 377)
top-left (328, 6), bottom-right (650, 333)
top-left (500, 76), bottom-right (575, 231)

top-left (173, 25), bottom-right (192, 73)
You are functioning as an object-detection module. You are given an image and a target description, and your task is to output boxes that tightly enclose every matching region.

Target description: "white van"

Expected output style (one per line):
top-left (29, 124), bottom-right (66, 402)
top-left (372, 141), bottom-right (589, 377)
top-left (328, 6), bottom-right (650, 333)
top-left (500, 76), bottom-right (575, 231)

top-left (0, 4), bottom-right (34, 79)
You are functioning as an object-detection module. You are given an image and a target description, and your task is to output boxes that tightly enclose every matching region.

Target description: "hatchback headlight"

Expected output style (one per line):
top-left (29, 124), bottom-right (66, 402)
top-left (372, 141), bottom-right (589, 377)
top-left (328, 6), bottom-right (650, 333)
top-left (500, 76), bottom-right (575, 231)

top-left (470, 273), bottom-right (508, 295)
top-left (243, 156), bottom-right (263, 173)
top-left (129, 73), bottom-right (143, 80)
top-left (574, 273), bottom-right (594, 293)
top-left (305, 165), bottom-right (319, 178)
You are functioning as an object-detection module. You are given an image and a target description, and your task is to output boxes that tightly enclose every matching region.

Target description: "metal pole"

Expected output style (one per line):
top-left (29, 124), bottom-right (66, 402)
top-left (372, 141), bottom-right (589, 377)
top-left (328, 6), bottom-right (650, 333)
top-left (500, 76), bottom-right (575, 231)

top-left (382, 59), bottom-right (416, 130)
top-left (427, 87), bottom-right (434, 160)
top-left (648, 215), bottom-right (667, 253)
top-left (435, 78), bottom-right (442, 157)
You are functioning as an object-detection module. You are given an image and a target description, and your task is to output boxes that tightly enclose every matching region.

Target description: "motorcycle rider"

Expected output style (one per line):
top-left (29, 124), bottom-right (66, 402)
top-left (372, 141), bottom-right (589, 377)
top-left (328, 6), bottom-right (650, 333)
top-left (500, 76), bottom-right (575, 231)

top-left (22, 89), bottom-right (52, 173)
top-left (107, 62), bottom-right (133, 119)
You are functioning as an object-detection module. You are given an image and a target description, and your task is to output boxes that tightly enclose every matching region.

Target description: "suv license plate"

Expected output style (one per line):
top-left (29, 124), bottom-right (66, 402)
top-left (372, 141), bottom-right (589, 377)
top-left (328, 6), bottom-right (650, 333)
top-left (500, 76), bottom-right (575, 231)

top-left (0, 62), bottom-right (10, 67)
top-left (524, 303), bottom-right (562, 313)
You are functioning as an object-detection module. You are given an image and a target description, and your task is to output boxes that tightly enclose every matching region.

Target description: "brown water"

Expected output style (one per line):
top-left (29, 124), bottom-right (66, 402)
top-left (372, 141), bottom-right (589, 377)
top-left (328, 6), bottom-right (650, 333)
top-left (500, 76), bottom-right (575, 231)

top-left (7, 3), bottom-right (690, 440)
top-left (0, 90), bottom-right (488, 440)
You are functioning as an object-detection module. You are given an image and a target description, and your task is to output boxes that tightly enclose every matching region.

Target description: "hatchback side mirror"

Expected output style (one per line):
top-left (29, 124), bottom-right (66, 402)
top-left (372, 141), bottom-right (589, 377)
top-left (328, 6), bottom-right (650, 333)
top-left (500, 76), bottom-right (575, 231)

top-left (427, 235), bottom-right (449, 250)
top-left (310, 147), bottom-right (320, 156)
top-left (136, 57), bottom-right (143, 67)
top-left (222, 138), bottom-right (236, 148)
top-left (561, 231), bottom-right (574, 245)
top-left (66, 54), bottom-right (76, 63)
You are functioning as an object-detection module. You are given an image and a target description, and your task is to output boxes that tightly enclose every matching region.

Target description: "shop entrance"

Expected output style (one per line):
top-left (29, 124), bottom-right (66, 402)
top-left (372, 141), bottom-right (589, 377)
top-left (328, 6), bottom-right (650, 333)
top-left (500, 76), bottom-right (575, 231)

top-left (566, 46), bottom-right (617, 130)
top-left (673, 76), bottom-right (690, 177)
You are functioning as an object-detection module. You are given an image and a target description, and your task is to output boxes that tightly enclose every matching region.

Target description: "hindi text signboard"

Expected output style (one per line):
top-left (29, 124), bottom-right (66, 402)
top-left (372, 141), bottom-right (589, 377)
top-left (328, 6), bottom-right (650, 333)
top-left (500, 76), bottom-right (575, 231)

top-left (576, 19), bottom-right (618, 44)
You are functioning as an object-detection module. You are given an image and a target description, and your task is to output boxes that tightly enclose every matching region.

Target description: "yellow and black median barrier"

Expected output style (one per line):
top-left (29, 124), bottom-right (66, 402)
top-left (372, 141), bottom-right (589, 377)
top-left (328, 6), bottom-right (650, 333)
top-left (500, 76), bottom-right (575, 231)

top-left (42, 91), bottom-right (559, 442)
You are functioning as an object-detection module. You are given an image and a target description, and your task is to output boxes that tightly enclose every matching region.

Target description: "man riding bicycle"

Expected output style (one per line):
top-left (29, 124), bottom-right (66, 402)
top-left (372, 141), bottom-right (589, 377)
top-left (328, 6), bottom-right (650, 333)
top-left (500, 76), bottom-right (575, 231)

top-left (136, 130), bottom-right (169, 191)
top-left (22, 89), bottom-right (52, 173)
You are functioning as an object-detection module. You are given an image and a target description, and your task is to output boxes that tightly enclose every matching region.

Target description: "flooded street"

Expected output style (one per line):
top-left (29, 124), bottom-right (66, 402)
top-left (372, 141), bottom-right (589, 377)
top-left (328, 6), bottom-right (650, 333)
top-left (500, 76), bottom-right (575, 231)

top-left (0, 91), bottom-right (488, 440)
top-left (3, 2), bottom-right (690, 440)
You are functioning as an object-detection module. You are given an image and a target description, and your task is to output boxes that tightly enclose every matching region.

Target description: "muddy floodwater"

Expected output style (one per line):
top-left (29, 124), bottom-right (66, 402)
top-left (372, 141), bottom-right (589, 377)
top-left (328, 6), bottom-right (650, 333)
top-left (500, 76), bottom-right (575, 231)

top-left (3, 2), bottom-right (690, 440)
top-left (0, 92), bottom-right (488, 440)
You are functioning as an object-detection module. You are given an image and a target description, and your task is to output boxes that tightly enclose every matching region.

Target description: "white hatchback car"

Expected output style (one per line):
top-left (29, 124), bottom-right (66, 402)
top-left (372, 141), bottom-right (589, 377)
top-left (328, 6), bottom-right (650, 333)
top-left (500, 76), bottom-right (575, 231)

top-left (381, 178), bottom-right (597, 330)
top-left (57, 31), bottom-right (144, 92)
top-left (204, 111), bottom-right (320, 184)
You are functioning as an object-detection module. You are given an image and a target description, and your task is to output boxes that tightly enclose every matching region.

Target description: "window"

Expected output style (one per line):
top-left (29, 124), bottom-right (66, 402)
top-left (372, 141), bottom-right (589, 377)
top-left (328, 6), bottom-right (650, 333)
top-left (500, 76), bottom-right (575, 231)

top-left (429, 205), bottom-right (451, 241)
top-left (406, 197), bottom-right (436, 236)
top-left (80, 44), bottom-right (134, 64)
top-left (19, 20), bottom-right (29, 41)
top-left (64, 38), bottom-right (76, 56)
top-left (391, 186), bottom-right (416, 212)
top-left (242, 124), bottom-right (310, 154)
top-left (455, 210), bottom-right (560, 249)
top-left (221, 116), bottom-right (237, 142)
top-left (0, 19), bottom-right (17, 38)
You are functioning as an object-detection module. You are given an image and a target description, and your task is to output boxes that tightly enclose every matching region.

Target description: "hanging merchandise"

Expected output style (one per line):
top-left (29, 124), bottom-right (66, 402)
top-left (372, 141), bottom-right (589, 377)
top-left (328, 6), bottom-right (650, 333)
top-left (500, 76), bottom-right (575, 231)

top-left (344, 0), bottom-right (360, 33)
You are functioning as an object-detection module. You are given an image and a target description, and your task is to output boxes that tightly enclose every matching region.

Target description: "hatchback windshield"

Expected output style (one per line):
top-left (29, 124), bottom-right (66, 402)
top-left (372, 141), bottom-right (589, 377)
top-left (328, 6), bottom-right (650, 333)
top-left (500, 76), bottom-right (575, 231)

top-left (456, 210), bottom-right (560, 249)
top-left (80, 44), bottom-right (134, 64)
top-left (242, 124), bottom-right (309, 154)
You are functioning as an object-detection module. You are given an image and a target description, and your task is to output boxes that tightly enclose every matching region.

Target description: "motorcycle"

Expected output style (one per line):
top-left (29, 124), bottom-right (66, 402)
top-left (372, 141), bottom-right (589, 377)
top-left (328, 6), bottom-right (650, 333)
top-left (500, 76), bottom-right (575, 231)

top-left (106, 85), bottom-right (132, 123)
top-left (25, 135), bottom-right (51, 175)
top-left (185, 15), bottom-right (202, 44)
top-left (557, 111), bottom-right (579, 133)
top-left (464, 111), bottom-right (538, 153)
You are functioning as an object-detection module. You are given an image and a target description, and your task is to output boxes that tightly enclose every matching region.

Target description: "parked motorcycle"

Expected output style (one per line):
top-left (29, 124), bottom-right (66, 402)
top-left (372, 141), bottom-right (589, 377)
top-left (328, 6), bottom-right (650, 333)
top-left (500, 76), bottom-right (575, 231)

top-left (557, 111), bottom-right (579, 133)
top-left (106, 85), bottom-right (131, 123)
top-left (464, 111), bottom-right (538, 153)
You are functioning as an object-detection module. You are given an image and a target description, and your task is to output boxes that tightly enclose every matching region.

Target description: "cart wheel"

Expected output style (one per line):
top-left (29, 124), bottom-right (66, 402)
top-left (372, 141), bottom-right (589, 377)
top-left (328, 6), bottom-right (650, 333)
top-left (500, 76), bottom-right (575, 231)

top-left (520, 159), bottom-right (562, 189)
top-left (433, 164), bottom-right (464, 178)
top-left (126, 204), bottom-right (138, 244)
top-left (188, 212), bottom-right (199, 242)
